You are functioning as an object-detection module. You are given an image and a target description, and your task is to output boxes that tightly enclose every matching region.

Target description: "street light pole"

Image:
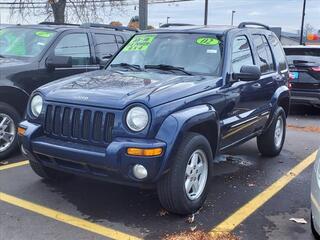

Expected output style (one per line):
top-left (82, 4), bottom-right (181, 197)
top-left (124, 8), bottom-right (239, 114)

top-left (204, 0), bottom-right (208, 25)
top-left (300, 0), bottom-right (307, 45)
top-left (231, 10), bottom-right (236, 26)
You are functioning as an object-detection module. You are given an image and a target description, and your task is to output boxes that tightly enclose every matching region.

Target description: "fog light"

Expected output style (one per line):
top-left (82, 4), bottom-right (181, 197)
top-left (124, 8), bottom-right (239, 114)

top-left (133, 164), bottom-right (148, 179)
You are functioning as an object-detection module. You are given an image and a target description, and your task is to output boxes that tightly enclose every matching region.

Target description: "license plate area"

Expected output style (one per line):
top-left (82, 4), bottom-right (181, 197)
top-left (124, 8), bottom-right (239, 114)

top-left (292, 71), bottom-right (299, 79)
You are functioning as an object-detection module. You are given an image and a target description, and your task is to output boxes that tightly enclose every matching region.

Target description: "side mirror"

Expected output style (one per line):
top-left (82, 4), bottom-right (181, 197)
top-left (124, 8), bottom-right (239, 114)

top-left (233, 65), bottom-right (261, 81)
top-left (46, 55), bottom-right (72, 69)
top-left (101, 54), bottom-right (113, 60)
top-left (97, 54), bottom-right (113, 68)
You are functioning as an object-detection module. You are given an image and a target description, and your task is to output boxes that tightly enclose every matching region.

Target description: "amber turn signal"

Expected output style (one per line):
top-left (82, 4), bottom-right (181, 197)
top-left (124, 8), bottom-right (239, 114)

top-left (17, 127), bottom-right (26, 136)
top-left (127, 147), bottom-right (163, 156)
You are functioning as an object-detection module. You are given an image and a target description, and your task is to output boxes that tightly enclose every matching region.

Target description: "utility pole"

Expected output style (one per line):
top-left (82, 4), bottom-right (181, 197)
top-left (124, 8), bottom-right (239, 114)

top-left (231, 10), bottom-right (236, 26)
top-left (139, 0), bottom-right (148, 30)
top-left (300, 0), bottom-right (307, 45)
top-left (204, 0), bottom-right (208, 25)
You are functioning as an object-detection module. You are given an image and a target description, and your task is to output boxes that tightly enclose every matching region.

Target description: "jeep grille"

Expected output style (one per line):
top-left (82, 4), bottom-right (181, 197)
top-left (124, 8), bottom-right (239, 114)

top-left (44, 104), bottom-right (115, 145)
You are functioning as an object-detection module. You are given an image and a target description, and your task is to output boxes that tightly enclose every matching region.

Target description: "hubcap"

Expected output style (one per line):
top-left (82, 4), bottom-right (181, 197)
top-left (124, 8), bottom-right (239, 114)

top-left (185, 149), bottom-right (208, 201)
top-left (274, 116), bottom-right (284, 149)
top-left (0, 113), bottom-right (16, 153)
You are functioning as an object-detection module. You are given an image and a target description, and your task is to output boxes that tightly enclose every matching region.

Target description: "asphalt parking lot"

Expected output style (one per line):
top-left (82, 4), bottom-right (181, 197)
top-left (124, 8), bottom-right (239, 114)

top-left (1, 105), bottom-right (319, 240)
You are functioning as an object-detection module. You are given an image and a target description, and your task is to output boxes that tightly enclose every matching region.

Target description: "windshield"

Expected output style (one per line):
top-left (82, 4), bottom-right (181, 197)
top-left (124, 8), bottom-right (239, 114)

top-left (0, 28), bottom-right (56, 58)
top-left (108, 33), bottom-right (223, 76)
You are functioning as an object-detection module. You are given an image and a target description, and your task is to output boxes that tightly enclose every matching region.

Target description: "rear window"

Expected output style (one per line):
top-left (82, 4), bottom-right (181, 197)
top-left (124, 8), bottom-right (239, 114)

top-left (284, 48), bottom-right (320, 57)
top-left (284, 48), bottom-right (320, 64)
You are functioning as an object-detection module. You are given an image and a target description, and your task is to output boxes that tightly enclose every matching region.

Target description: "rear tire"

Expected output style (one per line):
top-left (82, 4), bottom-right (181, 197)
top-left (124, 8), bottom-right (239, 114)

top-left (29, 160), bottom-right (73, 181)
top-left (157, 132), bottom-right (212, 215)
top-left (0, 103), bottom-right (20, 160)
top-left (257, 107), bottom-right (286, 157)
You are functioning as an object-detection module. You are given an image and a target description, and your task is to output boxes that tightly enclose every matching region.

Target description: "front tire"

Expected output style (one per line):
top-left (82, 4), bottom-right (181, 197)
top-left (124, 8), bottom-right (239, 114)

top-left (0, 103), bottom-right (20, 160)
top-left (157, 132), bottom-right (212, 215)
top-left (29, 160), bottom-right (73, 181)
top-left (311, 212), bottom-right (320, 240)
top-left (257, 107), bottom-right (286, 157)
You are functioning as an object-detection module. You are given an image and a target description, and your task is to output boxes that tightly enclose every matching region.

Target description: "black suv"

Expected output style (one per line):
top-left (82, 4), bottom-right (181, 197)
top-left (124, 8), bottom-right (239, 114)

top-left (20, 22), bottom-right (290, 214)
top-left (284, 45), bottom-right (320, 108)
top-left (0, 23), bottom-right (134, 158)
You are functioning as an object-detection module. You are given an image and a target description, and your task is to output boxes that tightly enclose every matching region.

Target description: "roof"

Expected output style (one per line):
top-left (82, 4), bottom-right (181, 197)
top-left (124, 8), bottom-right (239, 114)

top-left (4, 23), bottom-right (136, 33)
top-left (144, 25), bottom-right (236, 35)
top-left (5, 24), bottom-right (80, 32)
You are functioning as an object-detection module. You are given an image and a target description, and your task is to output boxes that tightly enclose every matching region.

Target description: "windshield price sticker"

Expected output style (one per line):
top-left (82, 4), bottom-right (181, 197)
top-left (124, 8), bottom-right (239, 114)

top-left (123, 34), bottom-right (157, 51)
top-left (35, 31), bottom-right (53, 38)
top-left (196, 37), bottom-right (220, 46)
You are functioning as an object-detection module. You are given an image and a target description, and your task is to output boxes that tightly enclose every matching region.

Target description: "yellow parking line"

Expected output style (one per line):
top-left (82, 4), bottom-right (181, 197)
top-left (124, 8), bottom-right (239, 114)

top-left (210, 150), bottom-right (318, 235)
top-left (0, 160), bottom-right (29, 171)
top-left (0, 192), bottom-right (141, 240)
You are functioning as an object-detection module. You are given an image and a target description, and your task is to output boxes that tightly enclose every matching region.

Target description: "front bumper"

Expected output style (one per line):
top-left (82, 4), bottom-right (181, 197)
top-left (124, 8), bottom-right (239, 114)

top-left (19, 120), bottom-right (166, 187)
top-left (291, 90), bottom-right (320, 107)
top-left (311, 150), bottom-right (320, 235)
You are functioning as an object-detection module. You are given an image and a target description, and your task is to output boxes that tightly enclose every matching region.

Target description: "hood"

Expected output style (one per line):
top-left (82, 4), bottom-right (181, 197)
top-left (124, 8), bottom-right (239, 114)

top-left (39, 70), bottom-right (222, 109)
top-left (0, 57), bottom-right (30, 68)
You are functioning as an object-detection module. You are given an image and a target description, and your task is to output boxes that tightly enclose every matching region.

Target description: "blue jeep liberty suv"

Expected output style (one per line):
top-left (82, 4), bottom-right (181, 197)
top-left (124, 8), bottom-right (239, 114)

top-left (19, 22), bottom-right (290, 215)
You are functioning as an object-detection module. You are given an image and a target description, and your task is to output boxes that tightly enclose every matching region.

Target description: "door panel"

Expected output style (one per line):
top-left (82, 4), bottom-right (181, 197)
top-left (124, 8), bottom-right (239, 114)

top-left (220, 34), bottom-right (276, 149)
top-left (36, 32), bottom-right (99, 89)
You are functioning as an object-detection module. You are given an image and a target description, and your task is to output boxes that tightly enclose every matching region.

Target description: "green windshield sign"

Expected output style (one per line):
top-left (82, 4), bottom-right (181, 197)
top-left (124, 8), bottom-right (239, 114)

top-left (196, 37), bottom-right (220, 46)
top-left (123, 34), bottom-right (157, 52)
top-left (35, 31), bottom-right (53, 38)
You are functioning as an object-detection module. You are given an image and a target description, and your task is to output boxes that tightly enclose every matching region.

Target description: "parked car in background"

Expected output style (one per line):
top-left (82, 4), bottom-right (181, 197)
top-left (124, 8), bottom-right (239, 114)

top-left (311, 150), bottom-right (320, 239)
top-left (284, 46), bottom-right (320, 108)
top-left (0, 22), bottom-right (135, 159)
top-left (19, 22), bottom-right (290, 214)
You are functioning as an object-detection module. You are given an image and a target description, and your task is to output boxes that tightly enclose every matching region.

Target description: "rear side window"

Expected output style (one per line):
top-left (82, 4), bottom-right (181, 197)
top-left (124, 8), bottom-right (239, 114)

top-left (268, 35), bottom-right (287, 71)
top-left (94, 34), bottom-right (118, 60)
top-left (54, 33), bottom-right (91, 65)
top-left (231, 35), bottom-right (254, 73)
top-left (252, 34), bottom-right (275, 74)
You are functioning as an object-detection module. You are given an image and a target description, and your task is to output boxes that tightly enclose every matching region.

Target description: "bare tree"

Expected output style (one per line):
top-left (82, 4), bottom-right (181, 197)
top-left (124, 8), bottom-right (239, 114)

top-left (304, 23), bottom-right (315, 35)
top-left (49, 0), bottom-right (66, 23)
top-left (10, 0), bottom-right (125, 24)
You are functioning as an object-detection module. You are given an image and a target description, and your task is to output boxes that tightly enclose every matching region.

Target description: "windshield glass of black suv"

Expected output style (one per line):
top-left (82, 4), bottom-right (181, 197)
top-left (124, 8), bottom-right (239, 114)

top-left (108, 33), bottom-right (223, 76)
top-left (0, 28), bottom-right (56, 58)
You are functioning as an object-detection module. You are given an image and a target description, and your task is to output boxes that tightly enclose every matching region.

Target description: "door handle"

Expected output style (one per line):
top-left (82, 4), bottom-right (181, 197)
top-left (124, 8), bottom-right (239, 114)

top-left (252, 83), bottom-right (261, 88)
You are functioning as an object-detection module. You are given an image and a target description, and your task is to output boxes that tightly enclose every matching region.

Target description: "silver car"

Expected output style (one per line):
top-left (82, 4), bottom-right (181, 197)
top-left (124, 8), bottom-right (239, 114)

top-left (311, 149), bottom-right (320, 238)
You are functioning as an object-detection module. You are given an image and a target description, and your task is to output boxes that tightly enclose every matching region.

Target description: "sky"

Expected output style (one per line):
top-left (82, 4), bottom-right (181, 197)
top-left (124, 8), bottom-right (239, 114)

top-left (0, 0), bottom-right (319, 33)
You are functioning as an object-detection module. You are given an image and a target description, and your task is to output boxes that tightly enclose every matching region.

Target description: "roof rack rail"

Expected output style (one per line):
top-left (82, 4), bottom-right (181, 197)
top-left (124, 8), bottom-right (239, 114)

top-left (39, 22), bottom-right (80, 26)
top-left (160, 23), bottom-right (194, 28)
top-left (80, 23), bottom-right (138, 32)
top-left (238, 22), bottom-right (270, 30)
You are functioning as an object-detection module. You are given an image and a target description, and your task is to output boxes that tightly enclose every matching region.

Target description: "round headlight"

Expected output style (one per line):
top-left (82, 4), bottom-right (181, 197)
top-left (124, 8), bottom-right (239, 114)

top-left (30, 95), bottom-right (43, 118)
top-left (126, 106), bottom-right (149, 132)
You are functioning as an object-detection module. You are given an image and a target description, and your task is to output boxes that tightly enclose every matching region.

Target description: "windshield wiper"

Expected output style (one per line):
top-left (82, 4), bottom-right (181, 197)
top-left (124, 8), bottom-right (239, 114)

top-left (144, 64), bottom-right (193, 76)
top-left (0, 55), bottom-right (5, 58)
top-left (110, 63), bottom-right (142, 71)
